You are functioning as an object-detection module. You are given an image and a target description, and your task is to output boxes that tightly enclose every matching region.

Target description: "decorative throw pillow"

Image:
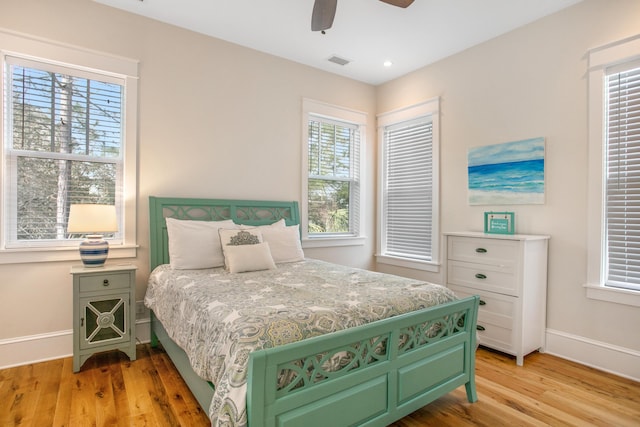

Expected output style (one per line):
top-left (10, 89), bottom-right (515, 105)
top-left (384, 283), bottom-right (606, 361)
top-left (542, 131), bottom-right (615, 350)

top-left (166, 218), bottom-right (238, 269)
top-left (219, 228), bottom-right (263, 247)
top-left (223, 242), bottom-right (277, 273)
top-left (260, 224), bottom-right (304, 263)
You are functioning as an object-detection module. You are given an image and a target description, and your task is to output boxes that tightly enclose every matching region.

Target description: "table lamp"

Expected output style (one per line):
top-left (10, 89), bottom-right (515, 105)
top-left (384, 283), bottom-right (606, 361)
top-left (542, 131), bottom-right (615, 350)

top-left (67, 204), bottom-right (118, 267)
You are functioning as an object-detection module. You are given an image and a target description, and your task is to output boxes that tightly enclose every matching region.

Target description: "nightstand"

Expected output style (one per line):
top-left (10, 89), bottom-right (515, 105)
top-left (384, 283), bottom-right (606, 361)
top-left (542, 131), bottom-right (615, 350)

top-left (71, 264), bottom-right (138, 372)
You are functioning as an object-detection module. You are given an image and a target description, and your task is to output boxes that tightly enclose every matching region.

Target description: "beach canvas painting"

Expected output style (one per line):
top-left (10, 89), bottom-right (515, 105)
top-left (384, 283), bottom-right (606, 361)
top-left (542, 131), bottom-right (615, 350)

top-left (468, 137), bottom-right (545, 205)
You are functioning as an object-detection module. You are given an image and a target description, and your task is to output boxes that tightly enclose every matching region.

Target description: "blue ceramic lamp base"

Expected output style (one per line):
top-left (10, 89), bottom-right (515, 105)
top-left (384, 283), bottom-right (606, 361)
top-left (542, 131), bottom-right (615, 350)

top-left (79, 235), bottom-right (109, 267)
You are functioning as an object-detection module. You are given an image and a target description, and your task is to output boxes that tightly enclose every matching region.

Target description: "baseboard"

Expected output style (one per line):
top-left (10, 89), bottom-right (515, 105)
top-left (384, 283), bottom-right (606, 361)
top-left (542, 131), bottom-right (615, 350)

top-left (0, 318), bottom-right (150, 370)
top-left (4, 324), bottom-right (638, 381)
top-left (545, 329), bottom-right (640, 382)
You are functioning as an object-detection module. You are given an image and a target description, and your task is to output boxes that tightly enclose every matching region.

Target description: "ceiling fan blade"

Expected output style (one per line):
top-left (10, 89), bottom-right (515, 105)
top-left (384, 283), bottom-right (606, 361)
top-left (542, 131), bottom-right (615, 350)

top-left (311, 0), bottom-right (337, 31)
top-left (379, 0), bottom-right (414, 7)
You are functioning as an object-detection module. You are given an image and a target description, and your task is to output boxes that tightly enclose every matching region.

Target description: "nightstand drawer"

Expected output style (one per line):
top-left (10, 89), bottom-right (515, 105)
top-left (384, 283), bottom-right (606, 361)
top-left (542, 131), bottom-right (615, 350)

top-left (78, 273), bottom-right (130, 293)
top-left (448, 236), bottom-right (518, 267)
top-left (447, 260), bottom-right (518, 296)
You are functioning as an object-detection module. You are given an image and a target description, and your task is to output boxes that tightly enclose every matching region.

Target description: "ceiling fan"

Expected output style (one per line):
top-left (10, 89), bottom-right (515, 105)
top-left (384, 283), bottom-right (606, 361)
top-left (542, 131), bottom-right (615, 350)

top-left (312, 0), bottom-right (414, 32)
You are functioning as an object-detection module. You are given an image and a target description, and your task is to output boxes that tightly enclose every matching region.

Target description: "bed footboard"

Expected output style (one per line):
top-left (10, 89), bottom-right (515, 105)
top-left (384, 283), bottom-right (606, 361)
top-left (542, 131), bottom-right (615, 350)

top-left (247, 295), bottom-right (479, 427)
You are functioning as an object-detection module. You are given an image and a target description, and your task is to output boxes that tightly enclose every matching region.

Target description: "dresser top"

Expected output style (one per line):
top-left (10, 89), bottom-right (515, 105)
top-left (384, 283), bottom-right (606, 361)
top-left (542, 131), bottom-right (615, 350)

top-left (70, 263), bottom-right (138, 274)
top-left (443, 231), bottom-right (550, 241)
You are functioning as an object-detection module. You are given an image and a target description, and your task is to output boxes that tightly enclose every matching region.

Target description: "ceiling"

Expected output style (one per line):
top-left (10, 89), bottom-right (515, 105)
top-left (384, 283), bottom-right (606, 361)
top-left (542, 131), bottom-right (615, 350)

top-left (94, 0), bottom-right (583, 85)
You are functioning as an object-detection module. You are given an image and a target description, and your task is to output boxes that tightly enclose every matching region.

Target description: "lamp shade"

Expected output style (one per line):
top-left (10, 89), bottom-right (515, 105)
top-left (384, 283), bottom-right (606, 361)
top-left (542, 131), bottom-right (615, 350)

top-left (67, 204), bottom-right (118, 234)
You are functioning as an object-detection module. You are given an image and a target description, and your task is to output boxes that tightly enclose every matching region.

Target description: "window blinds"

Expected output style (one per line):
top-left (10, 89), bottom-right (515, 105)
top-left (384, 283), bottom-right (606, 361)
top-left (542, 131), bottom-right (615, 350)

top-left (605, 64), bottom-right (640, 290)
top-left (383, 117), bottom-right (433, 261)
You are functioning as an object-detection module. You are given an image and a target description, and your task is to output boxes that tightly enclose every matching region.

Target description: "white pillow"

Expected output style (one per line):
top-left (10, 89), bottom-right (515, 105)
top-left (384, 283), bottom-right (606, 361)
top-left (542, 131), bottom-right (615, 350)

top-left (238, 218), bottom-right (286, 229)
top-left (260, 224), bottom-right (305, 263)
top-left (166, 218), bottom-right (238, 269)
top-left (223, 242), bottom-right (276, 273)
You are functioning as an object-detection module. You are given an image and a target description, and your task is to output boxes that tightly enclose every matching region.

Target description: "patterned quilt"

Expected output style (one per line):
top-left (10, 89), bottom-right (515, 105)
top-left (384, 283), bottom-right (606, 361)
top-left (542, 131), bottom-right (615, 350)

top-left (144, 258), bottom-right (456, 426)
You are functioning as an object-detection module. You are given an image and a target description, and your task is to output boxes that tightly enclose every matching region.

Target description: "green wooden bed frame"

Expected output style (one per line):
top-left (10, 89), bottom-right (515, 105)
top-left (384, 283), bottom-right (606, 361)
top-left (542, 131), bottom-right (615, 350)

top-left (148, 196), bottom-right (479, 426)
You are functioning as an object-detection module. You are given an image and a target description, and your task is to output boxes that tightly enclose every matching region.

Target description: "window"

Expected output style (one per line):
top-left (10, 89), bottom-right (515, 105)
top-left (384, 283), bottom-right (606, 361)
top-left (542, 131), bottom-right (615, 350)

top-left (302, 99), bottom-right (365, 246)
top-left (604, 64), bottom-right (640, 291)
top-left (0, 31), bottom-right (138, 263)
top-left (377, 99), bottom-right (439, 272)
top-left (586, 34), bottom-right (640, 306)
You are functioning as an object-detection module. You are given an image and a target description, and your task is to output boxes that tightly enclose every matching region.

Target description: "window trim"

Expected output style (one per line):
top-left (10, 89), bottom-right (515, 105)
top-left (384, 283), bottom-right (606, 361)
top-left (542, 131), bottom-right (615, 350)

top-left (376, 98), bottom-right (440, 273)
top-left (0, 29), bottom-right (138, 264)
top-left (301, 98), bottom-right (366, 248)
top-left (586, 34), bottom-right (640, 307)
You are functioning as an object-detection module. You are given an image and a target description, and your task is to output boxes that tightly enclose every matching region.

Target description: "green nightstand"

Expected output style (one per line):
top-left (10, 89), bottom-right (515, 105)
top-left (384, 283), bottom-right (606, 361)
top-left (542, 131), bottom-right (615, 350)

top-left (71, 264), bottom-right (138, 372)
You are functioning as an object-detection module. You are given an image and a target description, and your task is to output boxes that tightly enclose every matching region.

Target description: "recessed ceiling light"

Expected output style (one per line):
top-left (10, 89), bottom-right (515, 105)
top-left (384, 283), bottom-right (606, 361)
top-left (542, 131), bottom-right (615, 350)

top-left (383, 60), bottom-right (393, 67)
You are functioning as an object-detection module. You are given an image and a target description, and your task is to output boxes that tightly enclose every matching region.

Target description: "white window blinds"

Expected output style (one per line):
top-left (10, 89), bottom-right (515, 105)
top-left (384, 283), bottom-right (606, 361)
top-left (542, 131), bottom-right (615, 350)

top-left (383, 116), bottom-right (433, 261)
top-left (605, 63), bottom-right (640, 290)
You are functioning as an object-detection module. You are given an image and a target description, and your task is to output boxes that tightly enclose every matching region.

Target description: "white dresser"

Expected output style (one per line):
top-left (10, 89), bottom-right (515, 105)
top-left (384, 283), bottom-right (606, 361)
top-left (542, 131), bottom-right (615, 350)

top-left (443, 232), bottom-right (549, 365)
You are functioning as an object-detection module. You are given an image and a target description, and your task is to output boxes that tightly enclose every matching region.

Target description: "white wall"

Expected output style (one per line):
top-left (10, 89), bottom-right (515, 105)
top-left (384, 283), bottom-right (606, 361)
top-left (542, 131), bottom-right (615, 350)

top-left (376, 0), bottom-right (640, 379)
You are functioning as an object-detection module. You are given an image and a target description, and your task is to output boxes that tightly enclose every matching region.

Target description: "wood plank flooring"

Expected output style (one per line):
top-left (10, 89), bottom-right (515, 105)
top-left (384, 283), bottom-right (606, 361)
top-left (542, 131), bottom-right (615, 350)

top-left (1, 344), bottom-right (638, 426)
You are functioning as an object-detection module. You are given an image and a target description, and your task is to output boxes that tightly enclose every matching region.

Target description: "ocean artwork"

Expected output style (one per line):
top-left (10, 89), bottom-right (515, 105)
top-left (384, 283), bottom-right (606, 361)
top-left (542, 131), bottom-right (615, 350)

top-left (468, 137), bottom-right (545, 205)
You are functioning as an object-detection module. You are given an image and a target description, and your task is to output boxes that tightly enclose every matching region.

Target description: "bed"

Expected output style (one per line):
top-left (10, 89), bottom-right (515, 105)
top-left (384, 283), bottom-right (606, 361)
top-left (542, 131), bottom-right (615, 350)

top-left (146, 196), bottom-right (479, 427)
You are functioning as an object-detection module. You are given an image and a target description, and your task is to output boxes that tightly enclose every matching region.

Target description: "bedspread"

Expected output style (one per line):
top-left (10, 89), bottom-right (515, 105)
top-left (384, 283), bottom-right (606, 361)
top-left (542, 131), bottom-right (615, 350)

top-left (144, 258), bottom-right (456, 426)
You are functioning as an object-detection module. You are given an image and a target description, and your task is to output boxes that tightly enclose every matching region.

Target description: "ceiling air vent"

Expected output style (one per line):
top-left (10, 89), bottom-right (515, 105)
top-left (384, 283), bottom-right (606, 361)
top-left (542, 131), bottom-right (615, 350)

top-left (328, 55), bottom-right (350, 66)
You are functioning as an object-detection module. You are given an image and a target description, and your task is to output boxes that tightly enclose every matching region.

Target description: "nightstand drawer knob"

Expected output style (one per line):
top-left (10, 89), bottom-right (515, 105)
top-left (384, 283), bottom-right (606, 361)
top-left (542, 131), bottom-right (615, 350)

top-left (475, 247), bottom-right (487, 253)
top-left (103, 279), bottom-right (110, 286)
top-left (477, 325), bottom-right (486, 331)
top-left (475, 273), bottom-right (487, 279)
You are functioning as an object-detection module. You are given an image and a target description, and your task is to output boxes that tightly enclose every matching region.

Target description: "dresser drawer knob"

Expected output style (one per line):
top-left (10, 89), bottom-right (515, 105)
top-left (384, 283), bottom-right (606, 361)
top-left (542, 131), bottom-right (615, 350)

top-left (475, 273), bottom-right (487, 279)
top-left (103, 279), bottom-right (110, 286)
top-left (476, 325), bottom-right (486, 331)
top-left (475, 247), bottom-right (487, 253)
top-left (479, 299), bottom-right (486, 306)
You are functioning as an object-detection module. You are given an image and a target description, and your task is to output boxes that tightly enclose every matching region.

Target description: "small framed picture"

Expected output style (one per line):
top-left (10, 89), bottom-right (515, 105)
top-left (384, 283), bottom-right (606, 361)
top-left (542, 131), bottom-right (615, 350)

top-left (484, 212), bottom-right (515, 234)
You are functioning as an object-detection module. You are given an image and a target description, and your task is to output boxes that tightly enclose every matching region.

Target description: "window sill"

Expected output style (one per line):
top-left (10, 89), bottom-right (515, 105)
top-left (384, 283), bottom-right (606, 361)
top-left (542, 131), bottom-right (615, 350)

top-left (302, 236), bottom-right (366, 249)
top-left (584, 283), bottom-right (640, 307)
top-left (0, 245), bottom-right (138, 265)
top-left (376, 254), bottom-right (439, 273)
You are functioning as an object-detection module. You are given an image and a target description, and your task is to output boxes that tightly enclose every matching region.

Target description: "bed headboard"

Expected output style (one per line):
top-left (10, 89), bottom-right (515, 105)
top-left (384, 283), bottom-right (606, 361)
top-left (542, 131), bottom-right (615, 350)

top-left (149, 196), bottom-right (300, 270)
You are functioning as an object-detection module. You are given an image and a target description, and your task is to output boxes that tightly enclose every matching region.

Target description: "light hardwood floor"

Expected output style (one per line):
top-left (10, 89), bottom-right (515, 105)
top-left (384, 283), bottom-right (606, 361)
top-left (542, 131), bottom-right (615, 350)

top-left (1, 344), bottom-right (638, 426)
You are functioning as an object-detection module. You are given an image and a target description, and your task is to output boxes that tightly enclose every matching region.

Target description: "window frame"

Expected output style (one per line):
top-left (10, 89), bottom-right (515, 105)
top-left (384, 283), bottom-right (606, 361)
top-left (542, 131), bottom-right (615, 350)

top-left (0, 30), bottom-right (138, 264)
top-left (301, 98), bottom-right (366, 248)
top-left (376, 98), bottom-right (440, 272)
top-left (586, 34), bottom-right (640, 307)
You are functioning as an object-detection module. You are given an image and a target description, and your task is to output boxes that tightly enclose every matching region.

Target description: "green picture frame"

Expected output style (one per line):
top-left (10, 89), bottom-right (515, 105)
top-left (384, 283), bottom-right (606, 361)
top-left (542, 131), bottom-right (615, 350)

top-left (484, 211), bottom-right (515, 234)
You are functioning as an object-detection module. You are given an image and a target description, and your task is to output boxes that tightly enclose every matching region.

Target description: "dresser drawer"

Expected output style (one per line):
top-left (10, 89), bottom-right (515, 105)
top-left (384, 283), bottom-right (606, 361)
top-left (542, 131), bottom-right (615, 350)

top-left (449, 285), bottom-right (516, 324)
top-left (78, 273), bottom-right (130, 293)
top-left (447, 260), bottom-right (518, 296)
top-left (448, 236), bottom-right (518, 267)
top-left (449, 285), bottom-right (516, 353)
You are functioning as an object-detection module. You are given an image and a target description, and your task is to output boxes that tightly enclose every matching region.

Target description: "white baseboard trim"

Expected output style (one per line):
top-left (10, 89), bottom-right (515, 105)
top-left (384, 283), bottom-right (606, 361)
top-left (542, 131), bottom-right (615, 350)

top-left (545, 329), bottom-right (640, 382)
top-left (0, 318), bottom-right (150, 370)
top-left (4, 323), bottom-right (637, 382)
